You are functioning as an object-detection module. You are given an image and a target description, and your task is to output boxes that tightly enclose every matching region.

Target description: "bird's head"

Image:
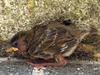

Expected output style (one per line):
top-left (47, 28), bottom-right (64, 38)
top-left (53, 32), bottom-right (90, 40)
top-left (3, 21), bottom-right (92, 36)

top-left (6, 31), bottom-right (28, 56)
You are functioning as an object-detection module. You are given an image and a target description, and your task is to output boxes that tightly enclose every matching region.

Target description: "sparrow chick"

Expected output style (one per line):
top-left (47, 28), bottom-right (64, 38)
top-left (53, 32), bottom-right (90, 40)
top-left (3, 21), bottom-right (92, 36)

top-left (7, 25), bottom-right (93, 67)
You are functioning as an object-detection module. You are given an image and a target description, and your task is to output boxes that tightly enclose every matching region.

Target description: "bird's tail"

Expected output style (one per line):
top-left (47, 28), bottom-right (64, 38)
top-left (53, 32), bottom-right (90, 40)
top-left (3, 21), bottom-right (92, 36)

top-left (63, 27), bottom-right (97, 57)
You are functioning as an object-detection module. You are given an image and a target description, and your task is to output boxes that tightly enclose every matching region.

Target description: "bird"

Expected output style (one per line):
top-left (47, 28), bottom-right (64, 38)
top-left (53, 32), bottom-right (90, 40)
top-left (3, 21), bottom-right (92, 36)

top-left (6, 24), bottom-right (94, 67)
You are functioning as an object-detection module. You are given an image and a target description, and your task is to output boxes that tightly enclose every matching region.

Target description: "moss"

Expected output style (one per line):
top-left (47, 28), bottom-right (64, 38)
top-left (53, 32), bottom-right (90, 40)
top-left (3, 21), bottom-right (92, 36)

top-left (2, 7), bottom-right (11, 15)
top-left (27, 0), bottom-right (35, 9)
top-left (0, 36), bottom-right (9, 57)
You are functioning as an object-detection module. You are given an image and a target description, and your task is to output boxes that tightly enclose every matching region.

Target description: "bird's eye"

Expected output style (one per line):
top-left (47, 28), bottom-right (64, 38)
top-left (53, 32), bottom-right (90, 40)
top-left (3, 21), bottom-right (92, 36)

top-left (13, 41), bottom-right (18, 47)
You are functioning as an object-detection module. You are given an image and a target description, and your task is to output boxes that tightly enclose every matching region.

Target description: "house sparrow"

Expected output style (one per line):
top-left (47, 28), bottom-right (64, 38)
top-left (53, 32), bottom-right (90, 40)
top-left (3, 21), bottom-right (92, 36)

top-left (6, 24), bottom-right (93, 67)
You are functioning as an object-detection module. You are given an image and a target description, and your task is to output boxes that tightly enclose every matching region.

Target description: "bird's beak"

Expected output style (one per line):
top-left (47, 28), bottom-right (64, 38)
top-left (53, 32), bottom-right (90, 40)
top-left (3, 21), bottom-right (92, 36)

top-left (6, 47), bottom-right (18, 52)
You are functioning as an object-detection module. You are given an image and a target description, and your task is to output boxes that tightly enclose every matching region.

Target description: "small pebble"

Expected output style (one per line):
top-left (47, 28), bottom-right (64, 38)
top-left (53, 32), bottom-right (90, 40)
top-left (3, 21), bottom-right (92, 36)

top-left (93, 68), bottom-right (98, 71)
top-left (77, 68), bottom-right (81, 71)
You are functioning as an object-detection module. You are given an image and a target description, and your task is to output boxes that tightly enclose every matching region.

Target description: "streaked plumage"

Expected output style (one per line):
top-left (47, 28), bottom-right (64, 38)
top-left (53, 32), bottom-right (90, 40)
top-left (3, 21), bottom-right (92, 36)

top-left (9, 24), bottom-right (91, 67)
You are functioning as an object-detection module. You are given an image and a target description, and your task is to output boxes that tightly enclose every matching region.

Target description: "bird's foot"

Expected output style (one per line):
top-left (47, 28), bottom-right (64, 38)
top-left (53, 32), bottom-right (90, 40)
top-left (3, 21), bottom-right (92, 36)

top-left (27, 54), bottom-right (67, 67)
top-left (27, 61), bottom-right (67, 67)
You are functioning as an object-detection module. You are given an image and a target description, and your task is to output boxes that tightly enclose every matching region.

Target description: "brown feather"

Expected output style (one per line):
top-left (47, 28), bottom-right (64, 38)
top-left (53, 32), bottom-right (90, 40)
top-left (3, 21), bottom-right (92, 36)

top-left (10, 24), bottom-right (90, 61)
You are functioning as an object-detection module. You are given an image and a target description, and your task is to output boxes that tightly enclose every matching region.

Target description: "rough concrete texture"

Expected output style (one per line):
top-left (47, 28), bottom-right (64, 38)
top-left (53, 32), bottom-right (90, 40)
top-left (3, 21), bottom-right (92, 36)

top-left (0, 59), bottom-right (100, 75)
top-left (0, 0), bottom-right (100, 40)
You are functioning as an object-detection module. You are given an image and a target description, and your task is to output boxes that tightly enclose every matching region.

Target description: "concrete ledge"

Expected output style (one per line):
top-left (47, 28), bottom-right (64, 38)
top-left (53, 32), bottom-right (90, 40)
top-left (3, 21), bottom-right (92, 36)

top-left (0, 58), bottom-right (100, 75)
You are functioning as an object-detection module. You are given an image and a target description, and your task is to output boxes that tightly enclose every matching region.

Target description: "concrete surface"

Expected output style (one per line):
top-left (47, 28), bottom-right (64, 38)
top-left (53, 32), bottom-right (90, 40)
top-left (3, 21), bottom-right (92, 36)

top-left (0, 58), bottom-right (100, 75)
